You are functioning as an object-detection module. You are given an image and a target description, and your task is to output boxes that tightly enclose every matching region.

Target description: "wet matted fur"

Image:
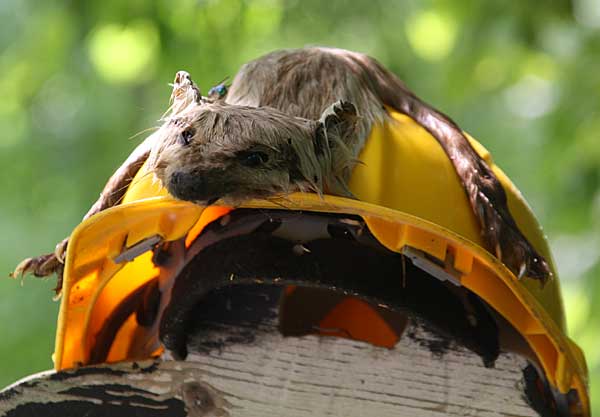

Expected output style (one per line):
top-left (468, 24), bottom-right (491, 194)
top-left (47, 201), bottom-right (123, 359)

top-left (14, 47), bottom-right (551, 290)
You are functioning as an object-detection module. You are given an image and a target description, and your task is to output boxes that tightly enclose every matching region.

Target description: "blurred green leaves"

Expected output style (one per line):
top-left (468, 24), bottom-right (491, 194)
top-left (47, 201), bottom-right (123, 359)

top-left (88, 20), bottom-right (160, 84)
top-left (0, 0), bottom-right (598, 413)
top-left (405, 9), bottom-right (458, 61)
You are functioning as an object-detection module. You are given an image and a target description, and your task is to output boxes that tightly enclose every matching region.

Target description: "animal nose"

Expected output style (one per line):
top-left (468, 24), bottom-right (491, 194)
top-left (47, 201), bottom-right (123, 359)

top-left (168, 171), bottom-right (191, 198)
top-left (168, 171), bottom-right (201, 201)
top-left (168, 171), bottom-right (215, 203)
top-left (169, 171), bottom-right (186, 188)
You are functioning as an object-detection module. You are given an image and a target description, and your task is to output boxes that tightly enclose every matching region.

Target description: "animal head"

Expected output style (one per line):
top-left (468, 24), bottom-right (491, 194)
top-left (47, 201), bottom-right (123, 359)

top-left (148, 100), bottom-right (358, 205)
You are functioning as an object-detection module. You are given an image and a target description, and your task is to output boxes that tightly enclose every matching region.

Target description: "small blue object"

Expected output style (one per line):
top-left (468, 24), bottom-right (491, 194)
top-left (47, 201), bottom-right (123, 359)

top-left (209, 84), bottom-right (227, 98)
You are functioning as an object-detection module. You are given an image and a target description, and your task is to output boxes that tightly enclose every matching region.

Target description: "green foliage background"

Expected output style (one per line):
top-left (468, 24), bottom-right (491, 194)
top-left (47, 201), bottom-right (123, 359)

top-left (0, 0), bottom-right (598, 412)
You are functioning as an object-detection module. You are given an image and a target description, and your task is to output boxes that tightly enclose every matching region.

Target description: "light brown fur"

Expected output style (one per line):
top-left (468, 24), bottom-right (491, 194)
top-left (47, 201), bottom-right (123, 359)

top-left (149, 100), bottom-right (357, 203)
top-left (14, 47), bottom-right (551, 291)
top-left (150, 48), bottom-right (550, 282)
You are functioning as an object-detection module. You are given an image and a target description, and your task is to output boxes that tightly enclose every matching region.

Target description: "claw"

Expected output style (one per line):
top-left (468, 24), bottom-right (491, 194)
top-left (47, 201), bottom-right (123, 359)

top-left (333, 100), bottom-right (357, 118)
top-left (10, 250), bottom-right (66, 296)
top-left (472, 170), bottom-right (552, 284)
top-left (54, 238), bottom-right (69, 263)
top-left (11, 254), bottom-right (56, 279)
top-left (10, 257), bottom-right (33, 279)
top-left (518, 262), bottom-right (527, 279)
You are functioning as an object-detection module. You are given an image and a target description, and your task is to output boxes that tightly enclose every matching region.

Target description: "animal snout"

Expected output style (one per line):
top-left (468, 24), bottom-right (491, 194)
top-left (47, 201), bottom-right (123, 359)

top-left (169, 171), bottom-right (189, 189)
top-left (169, 170), bottom-right (202, 200)
top-left (167, 170), bottom-right (220, 204)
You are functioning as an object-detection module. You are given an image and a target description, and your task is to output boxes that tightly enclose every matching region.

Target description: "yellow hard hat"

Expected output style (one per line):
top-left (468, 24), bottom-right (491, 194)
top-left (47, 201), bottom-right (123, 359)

top-left (54, 109), bottom-right (589, 415)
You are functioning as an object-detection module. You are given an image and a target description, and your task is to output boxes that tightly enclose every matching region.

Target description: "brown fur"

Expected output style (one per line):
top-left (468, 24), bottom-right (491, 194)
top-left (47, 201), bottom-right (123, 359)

top-left (149, 100), bottom-right (357, 203)
top-left (153, 48), bottom-right (550, 282)
top-left (14, 47), bottom-right (551, 290)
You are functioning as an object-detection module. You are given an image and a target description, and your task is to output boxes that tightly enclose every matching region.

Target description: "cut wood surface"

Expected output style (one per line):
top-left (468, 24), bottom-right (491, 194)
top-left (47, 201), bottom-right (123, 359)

top-left (1, 317), bottom-right (538, 417)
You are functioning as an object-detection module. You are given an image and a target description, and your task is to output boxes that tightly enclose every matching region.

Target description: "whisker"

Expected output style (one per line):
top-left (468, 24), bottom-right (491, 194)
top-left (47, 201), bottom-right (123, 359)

top-left (127, 126), bottom-right (159, 142)
top-left (160, 103), bottom-right (177, 121)
top-left (263, 196), bottom-right (294, 209)
top-left (110, 170), bottom-right (163, 206)
top-left (131, 169), bottom-right (159, 187)
top-left (212, 76), bottom-right (230, 86)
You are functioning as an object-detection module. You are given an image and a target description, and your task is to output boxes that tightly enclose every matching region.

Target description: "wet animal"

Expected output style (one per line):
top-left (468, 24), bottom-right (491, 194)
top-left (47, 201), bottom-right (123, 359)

top-left (13, 47), bottom-right (551, 291)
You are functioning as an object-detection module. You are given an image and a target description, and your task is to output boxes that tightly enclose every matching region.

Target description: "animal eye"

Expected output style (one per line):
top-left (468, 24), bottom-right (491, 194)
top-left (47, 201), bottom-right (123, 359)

top-left (179, 127), bottom-right (196, 145)
top-left (239, 151), bottom-right (269, 167)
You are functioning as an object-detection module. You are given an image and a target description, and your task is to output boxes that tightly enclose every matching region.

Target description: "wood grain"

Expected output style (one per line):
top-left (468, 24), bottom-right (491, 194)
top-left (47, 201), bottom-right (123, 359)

top-left (1, 316), bottom-right (538, 417)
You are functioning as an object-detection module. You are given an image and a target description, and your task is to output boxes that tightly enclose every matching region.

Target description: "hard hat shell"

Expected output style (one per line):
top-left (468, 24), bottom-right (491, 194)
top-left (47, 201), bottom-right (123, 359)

top-left (54, 110), bottom-right (589, 415)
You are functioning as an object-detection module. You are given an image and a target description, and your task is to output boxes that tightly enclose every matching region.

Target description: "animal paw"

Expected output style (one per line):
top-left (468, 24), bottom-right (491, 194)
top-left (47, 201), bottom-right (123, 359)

top-left (168, 71), bottom-right (202, 115)
top-left (12, 253), bottom-right (60, 279)
top-left (321, 100), bottom-right (358, 126)
top-left (318, 100), bottom-right (359, 145)
top-left (474, 185), bottom-right (552, 284)
top-left (11, 238), bottom-right (68, 294)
